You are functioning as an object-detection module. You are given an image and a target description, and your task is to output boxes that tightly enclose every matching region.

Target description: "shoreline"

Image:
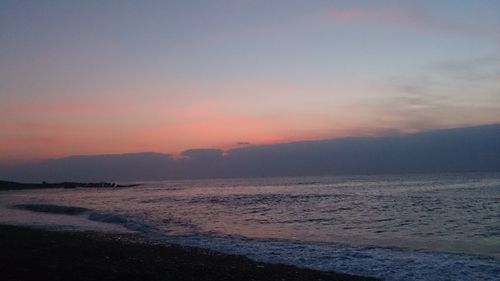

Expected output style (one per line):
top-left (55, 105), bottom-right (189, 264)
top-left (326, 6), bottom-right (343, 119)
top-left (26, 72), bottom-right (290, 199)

top-left (0, 180), bottom-right (140, 191)
top-left (0, 224), bottom-right (378, 281)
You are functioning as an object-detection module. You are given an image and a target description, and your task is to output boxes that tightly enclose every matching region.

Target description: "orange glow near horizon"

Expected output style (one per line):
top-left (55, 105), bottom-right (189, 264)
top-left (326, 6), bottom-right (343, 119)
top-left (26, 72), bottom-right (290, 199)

top-left (1, 1), bottom-right (499, 164)
top-left (2, 76), bottom-right (500, 165)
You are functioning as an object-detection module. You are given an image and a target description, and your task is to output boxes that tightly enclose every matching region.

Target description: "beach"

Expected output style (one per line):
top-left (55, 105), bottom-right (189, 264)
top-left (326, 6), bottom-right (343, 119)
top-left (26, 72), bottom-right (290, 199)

top-left (0, 225), bottom-right (376, 281)
top-left (1, 175), bottom-right (499, 280)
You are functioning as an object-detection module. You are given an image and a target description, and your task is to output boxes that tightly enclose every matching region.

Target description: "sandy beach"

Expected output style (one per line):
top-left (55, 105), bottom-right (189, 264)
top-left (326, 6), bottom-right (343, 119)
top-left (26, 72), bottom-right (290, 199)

top-left (0, 225), bottom-right (377, 281)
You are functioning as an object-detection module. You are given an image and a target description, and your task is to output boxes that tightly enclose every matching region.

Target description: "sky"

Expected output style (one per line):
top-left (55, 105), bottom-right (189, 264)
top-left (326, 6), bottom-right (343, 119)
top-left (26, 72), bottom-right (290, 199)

top-left (0, 0), bottom-right (499, 164)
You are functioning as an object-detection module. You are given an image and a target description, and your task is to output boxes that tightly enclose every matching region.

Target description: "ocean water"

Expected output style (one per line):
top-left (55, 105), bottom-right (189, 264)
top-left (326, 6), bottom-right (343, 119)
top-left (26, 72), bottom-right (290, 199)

top-left (0, 173), bottom-right (499, 280)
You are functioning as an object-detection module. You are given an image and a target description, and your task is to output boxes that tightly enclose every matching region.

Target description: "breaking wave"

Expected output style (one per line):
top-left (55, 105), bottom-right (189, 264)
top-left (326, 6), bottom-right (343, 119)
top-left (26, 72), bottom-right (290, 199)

top-left (12, 204), bottom-right (89, 215)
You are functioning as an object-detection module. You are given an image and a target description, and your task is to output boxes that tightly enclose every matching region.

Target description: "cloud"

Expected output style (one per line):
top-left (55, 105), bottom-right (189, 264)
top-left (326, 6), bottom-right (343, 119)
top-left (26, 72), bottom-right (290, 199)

top-left (3, 124), bottom-right (499, 181)
top-left (0, 99), bottom-right (135, 117)
top-left (180, 149), bottom-right (223, 161)
top-left (371, 55), bottom-right (500, 133)
top-left (317, 6), bottom-right (466, 33)
top-left (433, 56), bottom-right (500, 82)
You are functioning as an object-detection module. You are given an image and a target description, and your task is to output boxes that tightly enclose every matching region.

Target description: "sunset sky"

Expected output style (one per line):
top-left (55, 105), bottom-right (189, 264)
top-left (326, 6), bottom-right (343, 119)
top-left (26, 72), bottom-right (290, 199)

top-left (1, 0), bottom-right (499, 164)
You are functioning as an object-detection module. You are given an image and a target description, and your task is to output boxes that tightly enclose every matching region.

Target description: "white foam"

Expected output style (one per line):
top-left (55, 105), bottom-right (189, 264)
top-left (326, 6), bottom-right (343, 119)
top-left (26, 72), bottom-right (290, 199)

top-left (158, 235), bottom-right (500, 281)
top-left (87, 212), bottom-right (152, 232)
top-left (0, 205), bottom-right (132, 233)
top-left (2, 202), bottom-right (499, 281)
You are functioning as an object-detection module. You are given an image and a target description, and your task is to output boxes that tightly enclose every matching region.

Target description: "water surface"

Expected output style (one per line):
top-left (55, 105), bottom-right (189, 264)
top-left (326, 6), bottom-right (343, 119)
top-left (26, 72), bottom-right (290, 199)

top-left (1, 173), bottom-right (499, 280)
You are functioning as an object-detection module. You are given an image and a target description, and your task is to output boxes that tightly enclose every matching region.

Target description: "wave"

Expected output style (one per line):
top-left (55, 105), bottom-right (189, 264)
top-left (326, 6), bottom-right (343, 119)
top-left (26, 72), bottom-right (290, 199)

top-left (8, 203), bottom-right (500, 280)
top-left (12, 204), bottom-right (89, 215)
top-left (10, 203), bottom-right (152, 233)
top-left (87, 212), bottom-right (151, 233)
top-left (160, 235), bottom-right (500, 281)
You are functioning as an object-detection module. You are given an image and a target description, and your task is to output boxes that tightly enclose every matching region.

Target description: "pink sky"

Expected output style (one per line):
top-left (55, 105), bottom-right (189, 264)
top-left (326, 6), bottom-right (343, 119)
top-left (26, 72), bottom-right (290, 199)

top-left (1, 1), bottom-right (499, 164)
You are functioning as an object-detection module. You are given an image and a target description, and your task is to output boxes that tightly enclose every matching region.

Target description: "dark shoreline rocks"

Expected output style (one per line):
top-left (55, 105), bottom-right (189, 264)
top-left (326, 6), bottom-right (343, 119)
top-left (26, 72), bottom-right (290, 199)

top-left (0, 225), bottom-right (379, 281)
top-left (0, 180), bottom-right (139, 190)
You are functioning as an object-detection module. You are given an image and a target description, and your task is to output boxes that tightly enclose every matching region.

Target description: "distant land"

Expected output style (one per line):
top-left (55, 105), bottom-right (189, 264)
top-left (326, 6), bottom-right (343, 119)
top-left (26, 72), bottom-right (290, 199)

top-left (0, 180), bottom-right (139, 191)
top-left (1, 124), bottom-right (499, 182)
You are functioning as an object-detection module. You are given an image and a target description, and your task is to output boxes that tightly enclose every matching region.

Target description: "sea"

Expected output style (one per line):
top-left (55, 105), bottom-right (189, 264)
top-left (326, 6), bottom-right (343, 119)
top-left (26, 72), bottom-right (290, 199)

top-left (0, 173), bottom-right (499, 280)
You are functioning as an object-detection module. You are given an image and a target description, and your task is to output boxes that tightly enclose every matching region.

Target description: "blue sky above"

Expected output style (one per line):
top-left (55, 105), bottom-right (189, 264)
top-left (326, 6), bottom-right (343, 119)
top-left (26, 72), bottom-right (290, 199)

top-left (0, 0), bottom-right (499, 163)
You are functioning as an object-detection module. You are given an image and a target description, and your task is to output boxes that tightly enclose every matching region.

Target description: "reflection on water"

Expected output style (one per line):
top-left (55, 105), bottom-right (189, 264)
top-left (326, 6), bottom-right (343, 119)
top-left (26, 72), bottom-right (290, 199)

top-left (0, 173), bottom-right (499, 280)
top-left (1, 173), bottom-right (499, 257)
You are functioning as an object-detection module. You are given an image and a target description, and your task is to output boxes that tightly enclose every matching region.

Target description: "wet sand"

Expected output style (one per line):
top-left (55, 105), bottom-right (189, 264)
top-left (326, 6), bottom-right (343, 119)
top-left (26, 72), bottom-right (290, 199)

top-left (0, 225), bottom-right (378, 281)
